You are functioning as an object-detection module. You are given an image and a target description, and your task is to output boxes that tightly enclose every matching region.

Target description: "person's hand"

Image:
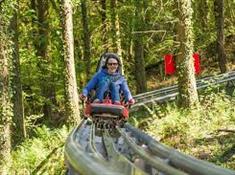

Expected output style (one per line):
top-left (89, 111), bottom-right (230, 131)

top-left (128, 98), bottom-right (135, 105)
top-left (80, 93), bottom-right (87, 101)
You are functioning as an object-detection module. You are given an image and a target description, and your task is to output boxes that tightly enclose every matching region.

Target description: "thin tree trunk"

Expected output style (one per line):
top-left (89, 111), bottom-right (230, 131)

top-left (36, 0), bottom-right (57, 120)
top-left (110, 0), bottom-right (124, 74)
top-left (61, 0), bottom-right (80, 124)
top-left (214, 0), bottom-right (228, 73)
top-left (0, 3), bottom-right (12, 173)
top-left (81, 0), bottom-right (91, 80)
top-left (126, 9), bottom-right (134, 68)
top-left (10, 1), bottom-right (26, 144)
top-left (100, 0), bottom-right (108, 50)
top-left (133, 0), bottom-right (147, 93)
top-left (36, 0), bottom-right (49, 59)
top-left (176, 0), bottom-right (199, 108)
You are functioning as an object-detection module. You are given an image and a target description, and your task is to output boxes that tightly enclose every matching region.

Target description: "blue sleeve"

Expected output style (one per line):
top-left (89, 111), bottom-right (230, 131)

top-left (120, 78), bottom-right (133, 101)
top-left (82, 73), bottom-right (99, 96)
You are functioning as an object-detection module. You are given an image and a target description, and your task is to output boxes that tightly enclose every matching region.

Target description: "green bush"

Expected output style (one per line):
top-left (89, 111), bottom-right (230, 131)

top-left (10, 125), bottom-right (69, 174)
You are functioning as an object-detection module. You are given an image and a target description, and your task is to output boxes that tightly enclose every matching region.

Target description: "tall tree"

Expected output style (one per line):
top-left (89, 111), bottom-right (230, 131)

top-left (214, 0), bottom-right (228, 73)
top-left (81, 0), bottom-right (91, 80)
top-left (133, 0), bottom-right (147, 93)
top-left (110, 0), bottom-right (124, 74)
top-left (10, 0), bottom-right (26, 144)
top-left (36, 0), bottom-right (57, 120)
top-left (0, 2), bottom-right (13, 173)
top-left (175, 0), bottom-right (199, 108)
top-left (61, 0), bottom-right (80, 124)
top-left (100, 0), bottom-right (108, 50)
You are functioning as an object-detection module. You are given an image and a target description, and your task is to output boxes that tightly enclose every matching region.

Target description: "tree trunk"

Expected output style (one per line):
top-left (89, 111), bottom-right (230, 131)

top-left (0, 3), bottom-right (12, 174)
top-left (214, 0), bottom-right (228, 73)
top-left (175, 0), bottom-right (199, 108)
top-left (10, 1), bottom-right (26, 144)
top-left (133, 0), bottom-right (147, 93)
top-left (81, 0), bottom-right (91, 80)
top-left (61, 0), bottom-right (80, 124)
top-left (110, 0), bottom-right (124, 74)
top-left (36, 0), bottom-right (49, 59)
top-left (36, 0), bottom-right (57, 120)
top-left (100, 0), bottom-right (108, 50)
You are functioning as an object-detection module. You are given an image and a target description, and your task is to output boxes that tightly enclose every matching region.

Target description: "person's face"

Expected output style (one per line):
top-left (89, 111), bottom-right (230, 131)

top-left (107, 58), bottom-right (118, 74)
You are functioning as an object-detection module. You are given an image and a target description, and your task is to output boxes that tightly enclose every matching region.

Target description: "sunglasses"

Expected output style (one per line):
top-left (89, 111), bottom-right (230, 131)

top-left (107, 62), bottom-right (118, 66)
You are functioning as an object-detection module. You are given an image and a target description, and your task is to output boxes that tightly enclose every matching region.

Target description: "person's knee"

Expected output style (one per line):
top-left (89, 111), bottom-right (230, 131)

top-left (109, 82), bottom-right (116, 89)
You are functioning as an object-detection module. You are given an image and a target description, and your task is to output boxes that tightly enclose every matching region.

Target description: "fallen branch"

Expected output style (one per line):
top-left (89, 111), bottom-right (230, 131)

top-left (132, 29), bottom-right (166, 34)
top-left (31, 142), bottom-right (64, 175)
top-left (217, 129), bottom-right (235, 133)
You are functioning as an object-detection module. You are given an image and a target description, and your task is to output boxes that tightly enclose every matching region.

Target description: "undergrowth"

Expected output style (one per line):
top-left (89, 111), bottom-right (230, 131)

top-left (9, 125), bottom-right (69, 174)
top-left (130, 92), bottom-right (235, 170)
top-left (9, 90), bottom-right (235, 174)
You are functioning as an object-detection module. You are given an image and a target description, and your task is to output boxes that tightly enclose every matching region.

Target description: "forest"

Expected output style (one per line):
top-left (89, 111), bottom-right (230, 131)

top-left (0, 0), bottom-right (235, 174)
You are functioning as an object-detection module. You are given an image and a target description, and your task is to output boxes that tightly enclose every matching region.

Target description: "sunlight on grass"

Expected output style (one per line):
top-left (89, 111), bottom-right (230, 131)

top-left (10, 92), bottom-right (235, 173)
top-left (131, 92), bottom-right (235, 170)
top-left (10, 125), bottom-right (69, 174)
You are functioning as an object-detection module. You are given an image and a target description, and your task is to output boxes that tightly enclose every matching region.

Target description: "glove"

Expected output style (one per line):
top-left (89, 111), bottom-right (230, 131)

top-left (128, 98), bottom-right (135, 105)
top-left (79, 93), bottom-right (87, 101)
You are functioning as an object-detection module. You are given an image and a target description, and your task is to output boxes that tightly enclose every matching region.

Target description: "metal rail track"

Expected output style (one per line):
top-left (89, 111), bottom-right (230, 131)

top-left (132, 71), bottom-right (235, 109)
top-left (65, 121), bottom-right (235, 175)
top-left (123, 123), bottom-right (235, 175)
top-left (65, 71), bottom-right (235, 174)
top-left (65, 120), bottom-right (147, 175)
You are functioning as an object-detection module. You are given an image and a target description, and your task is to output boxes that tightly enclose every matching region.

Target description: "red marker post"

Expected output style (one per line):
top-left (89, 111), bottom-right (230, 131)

top-left (164, 53), bottom-right (201, 75)
top-left (193, 53), bottom-right (201, 75)
top-left (164, 54), bottom-right (175, 75)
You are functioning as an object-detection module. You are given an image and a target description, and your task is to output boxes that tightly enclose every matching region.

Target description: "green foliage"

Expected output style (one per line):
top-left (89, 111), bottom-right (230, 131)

top-left (10, 0), bottom-right (235, 120)
top-left (150, 109), bottom-right (189, 140)
top-left (0, 0), bottom-right (234, 172)
top-left (9, 125), bottom-right (69, 174)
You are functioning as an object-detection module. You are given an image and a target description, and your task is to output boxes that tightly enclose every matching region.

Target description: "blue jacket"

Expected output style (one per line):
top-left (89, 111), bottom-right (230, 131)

top-left (82, 69), bottom-right (133, 101)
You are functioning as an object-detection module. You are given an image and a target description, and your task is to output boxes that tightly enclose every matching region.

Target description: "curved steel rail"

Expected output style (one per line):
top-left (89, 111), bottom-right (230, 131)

top-left (116, 127), bottom-right (188, 175)
top-left (132, 71), bottom-right (235, 109)
top-left (65, 120), bottom-right (148, 175)
top-left (124, 123), bottom-right (235, 175)
top-left (65, 122), bottom-right (235, 175)
top-left (102, 129), bottom-right (148, 175)
top-left (65, 120), bottom-right (124, 175)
